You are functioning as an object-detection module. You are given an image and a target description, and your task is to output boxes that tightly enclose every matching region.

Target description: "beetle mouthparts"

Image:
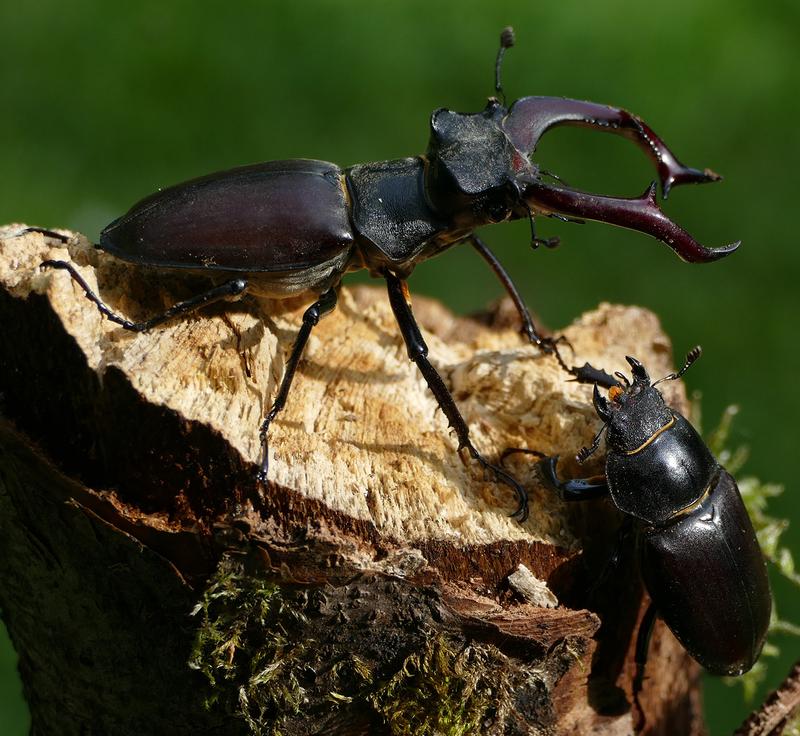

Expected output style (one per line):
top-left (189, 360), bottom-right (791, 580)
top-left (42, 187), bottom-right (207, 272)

top-left (522, 179), bottom-right (740, 263)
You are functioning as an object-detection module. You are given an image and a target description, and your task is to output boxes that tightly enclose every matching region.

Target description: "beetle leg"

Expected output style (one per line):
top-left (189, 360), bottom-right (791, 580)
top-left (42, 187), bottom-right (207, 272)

top-left (257, 286), bottom-right (339, 483)
top-left (633, 601), bottom-right (659, 731)
top-left (468, 234), bottom-right (566, 353)
top-left (565, 362), bottom-right (620, 389)
top-left (40, 260), bottom-right (248, 331)
top-left (18, 226), bottom-right (70, 242)
top-left (466, 236), bottom-right (624, 387)
top-left (589, 516), bottom-right (634, 597)
top-left (537, 455), bottom-right (609, 502)
top-left (500, 446), bottom-right (545, 464)
top-left (503, 96), bottom-right (722, 198)
top-left (385, 271), bottom-right (529, 521)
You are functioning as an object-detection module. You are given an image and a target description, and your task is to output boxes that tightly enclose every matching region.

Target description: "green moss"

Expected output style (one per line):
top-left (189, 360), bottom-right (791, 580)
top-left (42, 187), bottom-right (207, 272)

top-left (188, 554), bottom-right (307, 735)
top-left (369, 636), bottom-right (511, 736)
top-left (187, 556), bottom-right (529, 735)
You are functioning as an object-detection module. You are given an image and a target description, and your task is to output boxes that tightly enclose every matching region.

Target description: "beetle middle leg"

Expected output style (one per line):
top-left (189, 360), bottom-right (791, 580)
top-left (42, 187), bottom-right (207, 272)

top-left (257, 286), bottom-right (339, 482)
top-left (384, 271), bottom-right (529, 520)
top-left (39, 259), bottom-right (249, 332)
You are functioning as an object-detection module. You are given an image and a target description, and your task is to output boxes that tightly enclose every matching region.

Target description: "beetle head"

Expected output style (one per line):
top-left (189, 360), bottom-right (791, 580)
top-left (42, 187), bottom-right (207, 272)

top-left (426, 30), bottom-right (739, 262)
top-left (600, 357), bottom-right (674, 454)
top-left (425, 100), bottom-right (537, 228)
top-left (579, 349), bottom-right (701, 460)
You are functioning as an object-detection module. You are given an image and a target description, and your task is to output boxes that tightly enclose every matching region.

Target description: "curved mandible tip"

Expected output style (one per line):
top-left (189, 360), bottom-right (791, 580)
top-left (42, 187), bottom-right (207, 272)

top-left (522, 178), bottom-right (740, 263)
top-left (625, 356), bottom-right (651, 385)
top-left (503, 96), bottom-right (722, 198)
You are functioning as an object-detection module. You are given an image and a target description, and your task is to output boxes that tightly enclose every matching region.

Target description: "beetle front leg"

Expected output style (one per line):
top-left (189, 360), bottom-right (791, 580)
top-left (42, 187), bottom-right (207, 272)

top-left (468, 234), bottom-right (565, 353)
top-left (467, 235), bottom-right (620, 387)
top-left (257, 286), bottom-right (339, 482)
top-left (537, 455), bottom-right (609, 502)
top-left (385, 271), bottom-right (529, 521)
top-left (40, 259), bottom-right (248, 331)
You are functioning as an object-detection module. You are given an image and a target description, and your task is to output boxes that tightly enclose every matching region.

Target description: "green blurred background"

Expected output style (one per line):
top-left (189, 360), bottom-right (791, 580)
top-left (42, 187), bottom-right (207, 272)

top-left (1, 1), bottom-right (797, 733)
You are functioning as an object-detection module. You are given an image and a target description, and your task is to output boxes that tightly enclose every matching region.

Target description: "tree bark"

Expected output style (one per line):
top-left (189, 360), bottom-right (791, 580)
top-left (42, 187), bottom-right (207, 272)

top-left (0, 225), bottom-right (704, 735)
top-left (735, 659), bottom-right (800, 736)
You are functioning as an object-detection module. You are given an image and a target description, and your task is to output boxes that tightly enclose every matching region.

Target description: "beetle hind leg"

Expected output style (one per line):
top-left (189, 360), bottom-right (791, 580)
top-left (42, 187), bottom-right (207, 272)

top-left (19, 226), bottom-right (70, 243)
top-left (40, 259), bottom-right (248, 332)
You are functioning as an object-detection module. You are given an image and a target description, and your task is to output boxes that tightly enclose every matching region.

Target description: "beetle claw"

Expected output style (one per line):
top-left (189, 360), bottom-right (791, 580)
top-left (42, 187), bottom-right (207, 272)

top-left (504, 96), bottom-right (736, 262)
top-left (504, 96), bottom-right (723, 199)
top-left (522, 178), bottom-right (740, 263)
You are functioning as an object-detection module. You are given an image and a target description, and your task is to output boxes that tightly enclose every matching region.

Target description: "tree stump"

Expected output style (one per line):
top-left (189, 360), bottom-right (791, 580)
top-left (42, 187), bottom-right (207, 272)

top-left (0, 225), bottom-right (704, 735)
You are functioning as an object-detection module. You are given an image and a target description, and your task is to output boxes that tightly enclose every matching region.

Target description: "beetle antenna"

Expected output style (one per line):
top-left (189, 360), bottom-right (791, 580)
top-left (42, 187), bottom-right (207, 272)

top-left (539, 169), bottom-right (569, 186)
top-left (494, 26), bottom-right (515, 106)
top-left (577, 424), bottom-right (606, 464)
top-left (653, 346), bottom-right (702, 386)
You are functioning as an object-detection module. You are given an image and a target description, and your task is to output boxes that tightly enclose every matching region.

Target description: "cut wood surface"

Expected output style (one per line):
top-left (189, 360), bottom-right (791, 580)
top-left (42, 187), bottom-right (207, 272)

top-left (0, 224), bottom-right (703, 735)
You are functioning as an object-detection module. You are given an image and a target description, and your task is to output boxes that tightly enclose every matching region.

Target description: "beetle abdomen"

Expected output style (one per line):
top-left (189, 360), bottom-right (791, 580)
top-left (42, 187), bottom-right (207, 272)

top-left (641, 469), bottom-right (771, 675)
top-left (100, 160), bottom-right (355, 273)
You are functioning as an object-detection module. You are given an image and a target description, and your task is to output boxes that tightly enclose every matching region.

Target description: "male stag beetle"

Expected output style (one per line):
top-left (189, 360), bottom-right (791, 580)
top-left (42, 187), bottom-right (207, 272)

top-left (529, 349), bottom-right (770, 710)
top-left (28, 28), bottom-right (739, 520)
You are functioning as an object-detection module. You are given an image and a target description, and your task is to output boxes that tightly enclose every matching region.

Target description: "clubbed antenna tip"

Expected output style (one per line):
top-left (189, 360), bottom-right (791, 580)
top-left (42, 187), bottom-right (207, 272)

top-left (500, 26), bottom-right (515, 49)
top-left (495, 26), bottom-right (515, 104)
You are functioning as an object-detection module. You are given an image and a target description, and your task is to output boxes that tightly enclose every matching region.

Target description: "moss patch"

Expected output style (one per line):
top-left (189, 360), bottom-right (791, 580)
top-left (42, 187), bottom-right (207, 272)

top-left (187, 552), bottom-right (571, 735)
top-left (369, 636), bottom-right (514, 736)
top-left (188, 554), bottom-right (307, 734)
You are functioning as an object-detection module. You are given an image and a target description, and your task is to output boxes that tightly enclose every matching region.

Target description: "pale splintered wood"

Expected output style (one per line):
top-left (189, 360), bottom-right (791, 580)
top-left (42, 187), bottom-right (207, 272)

top-left (1, 224), bottom-right (684, 546)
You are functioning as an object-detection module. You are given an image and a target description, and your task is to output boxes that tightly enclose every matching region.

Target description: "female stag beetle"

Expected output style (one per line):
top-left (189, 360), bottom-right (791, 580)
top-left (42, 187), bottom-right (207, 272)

top-left (28, 29), bottom-right (739, 520)
top-left (530, 349), bottom-right (770, 711)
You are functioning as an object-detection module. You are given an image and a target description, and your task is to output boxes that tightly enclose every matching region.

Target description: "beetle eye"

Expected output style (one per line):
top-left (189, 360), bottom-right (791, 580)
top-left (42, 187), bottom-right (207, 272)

top-left (487, 202), bottom-right (510, 223)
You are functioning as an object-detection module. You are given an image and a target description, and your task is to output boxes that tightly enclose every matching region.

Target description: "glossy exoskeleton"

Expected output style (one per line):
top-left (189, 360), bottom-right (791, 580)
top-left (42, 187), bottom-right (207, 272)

top-left (534, 349), bottom-right (770, 708)
top-left (28, 29), bottom-right (739, 520)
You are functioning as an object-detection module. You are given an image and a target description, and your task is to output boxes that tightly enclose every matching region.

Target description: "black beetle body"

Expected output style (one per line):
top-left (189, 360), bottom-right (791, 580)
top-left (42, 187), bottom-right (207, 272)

top-left (538, 352), bottom-right (770, 684)
top-left (101, 159), bottom-right (356, 296)
top-left (30, 29), bottom-right (739, 520)
top-left (102, 97), bottom-right (736, 286)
